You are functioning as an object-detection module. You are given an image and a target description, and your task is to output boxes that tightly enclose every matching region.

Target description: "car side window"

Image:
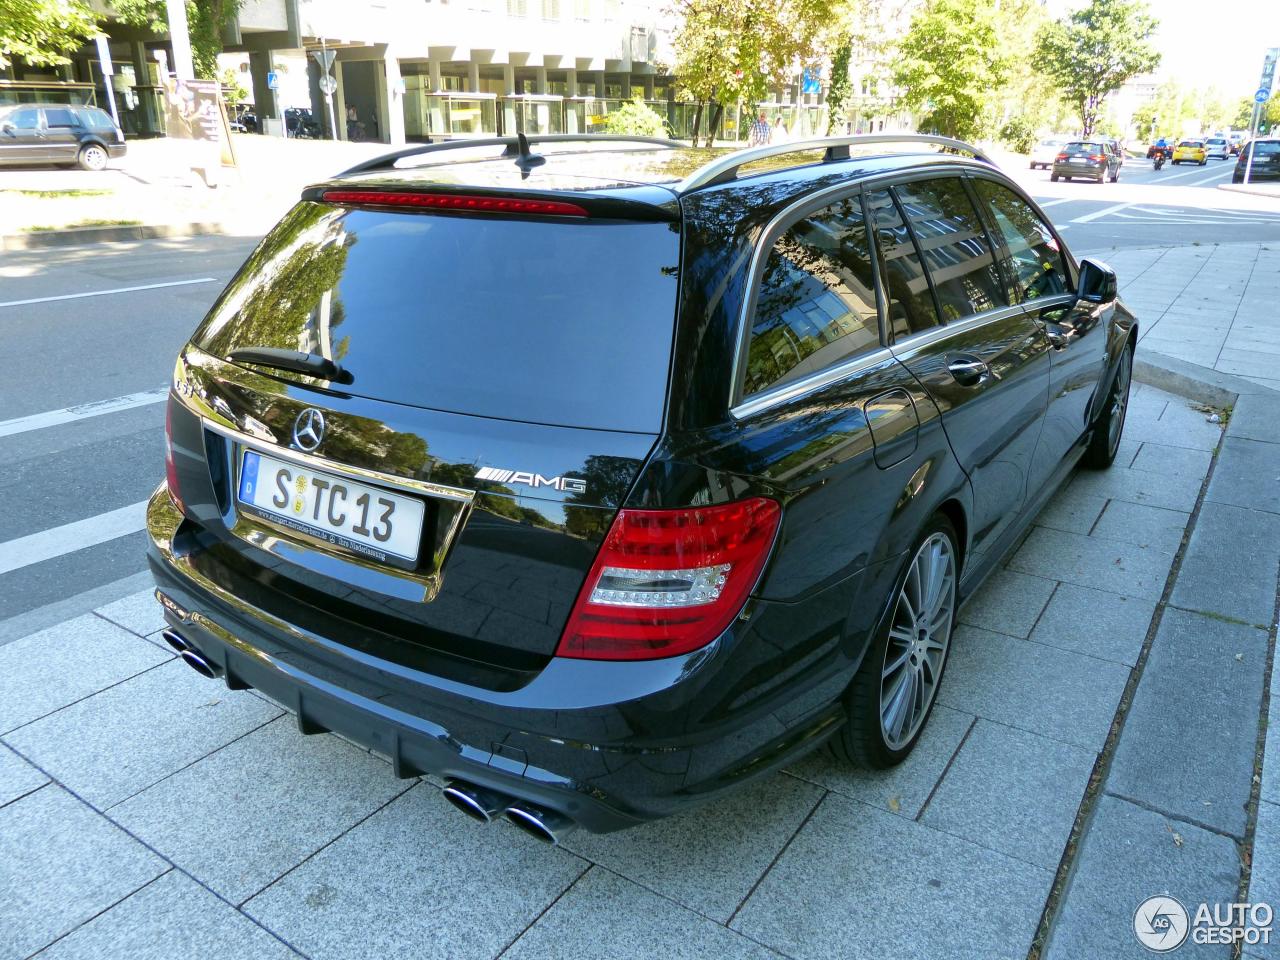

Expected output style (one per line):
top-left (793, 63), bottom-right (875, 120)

top-left (865, 187), bottom-right (939, 340)
top-left (891, 178), bottom-right (1007, 321)
top-left (744, 194), bottom-right (880, 397)
top-left (44, 108), bottom-right (79, 129)
top-left (9, 108), bottom-right (40, 130)
top-left (972, 179), bottom-right (1070, 304)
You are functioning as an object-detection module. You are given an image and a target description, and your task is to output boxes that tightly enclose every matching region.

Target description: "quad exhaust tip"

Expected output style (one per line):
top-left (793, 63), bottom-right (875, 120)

top-left (504, 804), bottom-right (573, 846)
top-left (441, 780), bottom-right (508, 824)
top-left (163, 629), bottom-right (222, 679)
top-left (160, 629), bottom-right (190, 654)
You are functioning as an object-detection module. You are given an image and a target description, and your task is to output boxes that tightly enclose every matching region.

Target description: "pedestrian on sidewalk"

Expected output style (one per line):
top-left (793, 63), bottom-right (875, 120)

top-left (749, 111), bottom-right (771, 147)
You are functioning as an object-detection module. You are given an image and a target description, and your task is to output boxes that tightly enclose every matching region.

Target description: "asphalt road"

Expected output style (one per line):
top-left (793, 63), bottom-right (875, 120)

top-left (1, 158), bottom-right (1277, 637)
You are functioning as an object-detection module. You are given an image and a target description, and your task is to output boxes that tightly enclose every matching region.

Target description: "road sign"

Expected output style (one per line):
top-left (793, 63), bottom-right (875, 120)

top-left (267, 71), bottom-right (279, 90)
top-left (318, 75), bottom-right (337, 95)
top-left (1257, 88), bottom-right (1271, 104)
top-left (312, 49), bottom-right (336, 72)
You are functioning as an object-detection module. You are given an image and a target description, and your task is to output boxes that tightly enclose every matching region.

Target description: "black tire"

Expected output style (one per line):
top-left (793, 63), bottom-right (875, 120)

top-left (1083, 341), bottom-right (1133, 470)
top-left (1029, 161), bottom-right (1036, 169)
top-left (1110, 170), bottom-right (1119, 182)
top-left (1200, 159), bottom-right (1207, 166)
top-left (1064, 176), bottom-right (1071, 181)
top-left (1050, 173), bottom-right (1059, 182)
top-left (77, 143), bottom-right (108, 172)
top-left (829, 514), bottom-right (959, 769)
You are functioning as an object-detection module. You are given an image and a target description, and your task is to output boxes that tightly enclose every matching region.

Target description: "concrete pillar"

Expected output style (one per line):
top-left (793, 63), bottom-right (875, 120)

top-left (618, 71), bottom-right (631, 100)
top-left (428, 60), bottom-right (442, 92)
top-left (248, 50), bottom-right (280, 130)
top-left (467, 61), bottom-right (480, 92)
top-left (666, 81), bottom-right (676, 134)
top-left (384, 51), bottom-right (405, 145)
top-left (501, 63), bottom-right (516, 135)
top-left (534, 66), bottom-right (548, 94)
top-left (565, 67), bottom-right (577, 97)
top-left (593, 70), bottom-right (605, 98)
top-left (642, 75), bottom-right (654, 101)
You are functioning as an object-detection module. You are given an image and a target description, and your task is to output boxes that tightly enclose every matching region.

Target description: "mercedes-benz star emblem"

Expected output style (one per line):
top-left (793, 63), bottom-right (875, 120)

top-left (292, 408), bottom-right (325, 452)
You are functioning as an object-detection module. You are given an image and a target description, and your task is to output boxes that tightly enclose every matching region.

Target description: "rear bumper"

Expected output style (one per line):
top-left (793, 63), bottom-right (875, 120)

top-left (146, 486), bottom-right (862, 832)
top-left (1052, 161), bottom-right (1104, 176)
top-left (107, 143), bottom-right (127, 159)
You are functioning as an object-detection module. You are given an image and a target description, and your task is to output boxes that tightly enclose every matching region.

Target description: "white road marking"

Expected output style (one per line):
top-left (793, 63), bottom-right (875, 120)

top-left (1071, 202), bottom-right (1134, 224)
top-left (1036, 198), bottom-right (1074, 208)
top-left (0, 387), bottom-right (167, 439)
top-left (0, 500), bottom-right (149, 577)
top-left (0, 277), bottom-right (218, 309)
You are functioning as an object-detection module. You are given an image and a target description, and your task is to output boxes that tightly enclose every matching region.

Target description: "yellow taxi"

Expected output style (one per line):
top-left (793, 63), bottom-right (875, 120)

top-left (1172, 139), bottom-right (1207, 165)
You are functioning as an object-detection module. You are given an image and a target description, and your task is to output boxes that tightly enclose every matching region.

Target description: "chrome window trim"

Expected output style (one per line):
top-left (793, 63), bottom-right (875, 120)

top-left (729, 347), bottom-right (895, 420)
top-left (886, 303), bottom-right (1031, 357)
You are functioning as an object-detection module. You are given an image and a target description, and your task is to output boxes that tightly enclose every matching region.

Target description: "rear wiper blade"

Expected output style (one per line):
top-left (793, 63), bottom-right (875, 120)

top-left (226, 347), bottom-right (353, 385)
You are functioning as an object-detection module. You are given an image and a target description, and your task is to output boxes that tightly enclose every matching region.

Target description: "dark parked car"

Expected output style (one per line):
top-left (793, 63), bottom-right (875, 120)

top-left (148, 133), bottom-right (1135, 842)
top-left (1051, 139), bottom-right (1123, 182)
top-left (0, 103), bottom-right (125, 170)
top-left (1234, 138), bottom-right (1280, 182)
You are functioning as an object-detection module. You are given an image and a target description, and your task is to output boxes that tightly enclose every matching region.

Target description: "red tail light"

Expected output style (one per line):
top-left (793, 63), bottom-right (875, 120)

top-left (164, 399), bottom-right (185, 515)
top-left (1091, 154), bottom-right (1106, 162)
top-left (1056, 153), bottom-right (1069, 162)
top-left (320, 189), bottom-right (588, 218)
top-left (556, 497), bottom-right (782, 661)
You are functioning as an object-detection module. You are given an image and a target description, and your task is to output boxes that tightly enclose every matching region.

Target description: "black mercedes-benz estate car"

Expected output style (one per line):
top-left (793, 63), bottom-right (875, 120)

top-left (148, 133), bottom-right (1135, 843)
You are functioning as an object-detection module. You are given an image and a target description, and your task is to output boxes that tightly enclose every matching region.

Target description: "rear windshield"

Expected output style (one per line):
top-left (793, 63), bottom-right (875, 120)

top-left (1252, 142), bottom-right (1280, 157)
top-left (1207, 138), bottom-right (1226, 145)
top-left (1180, 141), bottom-right (1203, 148)
top-left (1064, 142), bottom-right (1102, 153)
top-left (195, 201), bottom-right (680, 433)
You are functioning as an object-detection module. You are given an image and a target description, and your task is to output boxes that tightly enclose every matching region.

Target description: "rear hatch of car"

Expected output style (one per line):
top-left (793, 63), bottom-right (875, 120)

top-left (1060, 142), bottom-right (1104, 165)
top-left (166, 172), bottom-right (683, 687)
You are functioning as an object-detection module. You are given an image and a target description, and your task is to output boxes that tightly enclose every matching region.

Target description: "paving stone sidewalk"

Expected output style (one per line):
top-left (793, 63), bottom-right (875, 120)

top-left (1, 379), bottom-right (1242, 960)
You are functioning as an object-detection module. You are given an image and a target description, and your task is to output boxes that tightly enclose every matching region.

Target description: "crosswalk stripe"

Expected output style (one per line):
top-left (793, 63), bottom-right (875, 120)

top-left (0, 500), bottom-right (150, 576)
top-left (0, 388), bottom-right (167, 439)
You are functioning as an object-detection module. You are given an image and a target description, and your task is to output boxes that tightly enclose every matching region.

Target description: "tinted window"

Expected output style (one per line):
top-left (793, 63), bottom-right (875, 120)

top-left (195, 202), bottom-right (679, 433)
top-left (76, 107), bottom-right (113, 129)
top-left (1064, 142), bottom-right (1102, 153)
top-left (44, 108), bottom-right (78, 128)
top-left (1180, 140), bottom-right (1203, 148)
top-left (892, 178), bottom-right (1005, 321)
top-left (1251, 142), bottom-right (1280, 157)
top-left (972, 179), bottom-right (1070, 304)
top-left (9, 108), bottom-right (40, 130)
top-left (745, 195), bottom-right (879, 396)
top-left (865, 188), bottom-right (938, 339)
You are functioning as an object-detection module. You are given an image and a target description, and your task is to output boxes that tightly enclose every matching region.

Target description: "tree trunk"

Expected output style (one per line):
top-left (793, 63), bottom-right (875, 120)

top-left (706, 101), bottom-right (724, 147)
top-left (691, 101), bottom-right (704, 145)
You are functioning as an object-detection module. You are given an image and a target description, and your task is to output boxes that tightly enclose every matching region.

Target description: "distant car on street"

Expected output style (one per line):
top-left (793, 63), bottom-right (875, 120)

top-left (1229, 133), bottom-right (1245, 155)
top-left (0, 103), bottom-right (126, 171)
top-left (1030, 136), bottom-right (1069, 169)
top-left (1205, 137), bottom-right (1230, 160)
top-left (1172, 140), bottom-right (1207, 165)
top-left (1234, 138), bottom-right (1280, 182)
top-left (1051, 139), bottom-right (1122, 182)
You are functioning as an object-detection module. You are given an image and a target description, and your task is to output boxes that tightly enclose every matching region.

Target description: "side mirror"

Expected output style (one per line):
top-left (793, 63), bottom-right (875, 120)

top-left (1077, 258), bottom-right (1118, 304)
top-left (0, 122), bottom-right (13, 135)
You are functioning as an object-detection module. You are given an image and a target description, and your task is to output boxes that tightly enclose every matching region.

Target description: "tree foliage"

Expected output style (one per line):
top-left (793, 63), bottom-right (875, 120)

top-left (891, 0), bottom-right (1010, 141)
top-left (824, 41), bottom-right (852, 134)
top-left (602, 97), bottom-right (670, 138)
top-left (113, 0), bottom-right (242, 79)
top-left (1035, 0), bottom-right (1160, 137)
top-left (0, 0), bottom-right (99, 69)
top-left (666, 0), bottom-right (840, 146)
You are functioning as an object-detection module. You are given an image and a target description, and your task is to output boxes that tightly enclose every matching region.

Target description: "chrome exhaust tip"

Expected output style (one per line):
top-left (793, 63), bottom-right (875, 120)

top-left (441, 780), bottom-right (509, 824)
top-left (160, 629), bottom-right (190, 654)
top-left (504, 804), bottom-right (574, 845)
top-left (178, 648), bottom-right (220, 679)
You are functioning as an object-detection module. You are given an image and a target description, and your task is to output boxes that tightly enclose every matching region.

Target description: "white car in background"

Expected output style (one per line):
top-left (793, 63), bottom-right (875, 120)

top-left (1205, 136), bottom-right (1231, 160)
top-left (1030, 136), bottom-right (1070, 169)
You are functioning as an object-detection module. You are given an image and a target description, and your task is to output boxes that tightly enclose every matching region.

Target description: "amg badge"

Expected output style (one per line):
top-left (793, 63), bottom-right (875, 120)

top-left (475, 466), bottom-right (587, 494)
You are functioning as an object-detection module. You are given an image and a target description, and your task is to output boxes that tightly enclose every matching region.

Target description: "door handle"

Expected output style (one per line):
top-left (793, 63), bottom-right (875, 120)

top-left (947, 356), bottom-right (989, 386)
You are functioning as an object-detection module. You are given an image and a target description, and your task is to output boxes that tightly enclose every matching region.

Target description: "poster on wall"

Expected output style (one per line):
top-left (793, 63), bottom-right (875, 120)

top-left (160, 77), bottom-right (237, 183)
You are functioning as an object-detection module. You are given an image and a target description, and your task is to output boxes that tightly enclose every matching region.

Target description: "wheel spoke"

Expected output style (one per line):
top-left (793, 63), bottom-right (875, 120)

top-left (888, 669), bottom-right (915, 742)
top-left (882, 644), bottom-right (912, 679)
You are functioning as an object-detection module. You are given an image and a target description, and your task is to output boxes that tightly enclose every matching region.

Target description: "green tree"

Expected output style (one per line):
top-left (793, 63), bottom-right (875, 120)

top-left (113, 0), bottom-right (242, 79)
top-left (824, 41), bottom-right (852, 134)
top-left (602, 97), bottom-right (670, 137)
top-left (892, 0), bottom-right (1011, 141)
top-left (1035, 0), bottom-right (1159, 137)
top-left (0, 0), bottom-right (99, 69)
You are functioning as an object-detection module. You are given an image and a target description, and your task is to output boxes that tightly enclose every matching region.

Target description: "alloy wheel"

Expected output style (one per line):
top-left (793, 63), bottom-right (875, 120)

top-left (82, 145), bottom-right (107, 170)
top-left (880, 532), bottom-right (956, 751)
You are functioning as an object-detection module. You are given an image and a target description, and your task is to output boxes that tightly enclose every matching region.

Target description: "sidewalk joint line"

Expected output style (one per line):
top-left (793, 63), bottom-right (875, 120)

top-left (725, 788), bottom-right (828, 928)
top-left (915, 713), bottom-right (978, 823)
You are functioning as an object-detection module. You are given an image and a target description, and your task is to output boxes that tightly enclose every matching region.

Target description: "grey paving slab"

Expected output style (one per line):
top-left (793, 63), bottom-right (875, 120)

top-left (1009, 525), bottom-right (1175, 602)
top-left (0, 614), bottom-right (169, 735)
top-left (1029, 582), bottom-right (1156, 666)
top-left (958, 569), bottom-right (1056, 638)
top-left (0, 786), bottom-right (165, 960)
top-left (1246, 801), bottom-right (1280, 960)
top-left (1130, 441), bottom-right (1215, 481)
top-left (1206, 437), bottom-right (1280, 516)
top-left (1116, 404), bottom-right (1224, 452)
top-left (111, 718), bottom-right (410, 904)
top-left (939, 625), bottom-right (1130, 751)
top-left (244, 784), bottom-right (586, 960)
top-left (1031, 486), bottom-right (1108, 535)
top-left (786, 704), bottom-right (972, 819)
top-left (35, 870), bottom-right (301, 960)
top-left (1068, 462), bottom-right (1206, 512)
top-left (1108, 608), bottom-right (1268, 838)
top-left (1092, 499), bottom-right (1191, 554)
top-left (1044, 795), bottom-right (1238, 960)
top-left (563, 769), bottom-right (823, 922)
top-left (93, 589), bottom-right (167, 639)
top-left (921, 720), bottom-right (1095, 870)
top-left (505, 867), bottom-right (781, 960)
top-left (731, 794), bottom-right (1052, 960)
top-left (1171, 500), bottom-right (1280, 627)
top-left (0, 743), bottom-right (47, 809)
top-left (5, 660), bottom-right (281, 810)
top-left (1218, 350), bottom-right (1280, 381)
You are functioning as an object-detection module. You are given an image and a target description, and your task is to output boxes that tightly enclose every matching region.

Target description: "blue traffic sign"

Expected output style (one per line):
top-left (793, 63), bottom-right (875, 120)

top-left (1257, 88), bottom-right (1272, 104)
top-left (267, 71), bottom-right (280, 90)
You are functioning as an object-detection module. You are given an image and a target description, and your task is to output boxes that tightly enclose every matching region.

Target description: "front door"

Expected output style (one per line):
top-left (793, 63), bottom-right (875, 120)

top-left (868, 179), bottom-right (1052, 568)
top-left (969, 176), bottom-right (1109, 486)
top-left (0, 107), bottom-right (48, 164)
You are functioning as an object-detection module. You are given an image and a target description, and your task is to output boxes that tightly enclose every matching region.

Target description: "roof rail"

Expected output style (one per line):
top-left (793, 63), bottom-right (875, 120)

top-left (675, 134), bottom-right (994, 193)
top-left (337, 134), bottom-right (685, 178)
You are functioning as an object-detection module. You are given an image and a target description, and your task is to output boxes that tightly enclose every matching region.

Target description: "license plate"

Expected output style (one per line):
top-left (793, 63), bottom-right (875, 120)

top-left (1070, 157), bottom-right (1088, 164)
top-left (237, 449), bottom-right (425, 565)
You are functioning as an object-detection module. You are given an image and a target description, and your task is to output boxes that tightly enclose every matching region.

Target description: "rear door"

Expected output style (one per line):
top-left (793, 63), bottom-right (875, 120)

top-left (41, 107), bottom-right (83, 162)
top-left (970, 175), bottom-right (1107, 486)
top-left (870, 176), bottom-right (1051, 568)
